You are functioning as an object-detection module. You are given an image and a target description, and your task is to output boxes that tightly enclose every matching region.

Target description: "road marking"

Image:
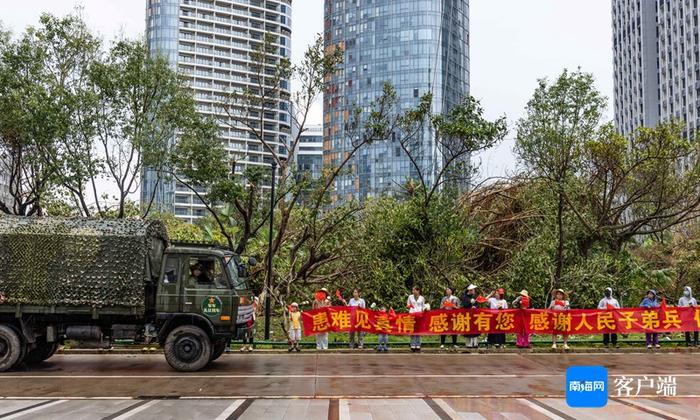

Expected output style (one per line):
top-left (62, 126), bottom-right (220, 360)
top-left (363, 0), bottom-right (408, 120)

top-left (224, 398), bottom-right (254, 419)
top-left (102, 400), bottom-right (158, 420)
top-left (6, 394), bottom-right (700, 401)
top-left (0, 401), bottom-right (49, 418)
top-left (338, 399), bottom-right (350, 420)
top-left (423, 397), bottom-right (455, 420)
top-left (517, 398), bottom-right (572, 420)
top-left (213, 400), bottom-right (243, 420)
top-left (432, 398), bottom-right (463, 419)
top-left (2, 372), bottom-right (700, 381)
top-left (0, 400), bottom-right (66, 419)
top-left (611, 398), bottom-right (683, 420)
top-left (0, 374), bottom-right (563, 379)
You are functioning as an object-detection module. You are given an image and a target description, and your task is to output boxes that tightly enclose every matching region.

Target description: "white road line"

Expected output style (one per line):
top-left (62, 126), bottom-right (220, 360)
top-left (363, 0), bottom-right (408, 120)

top-left (516, 399), bottom-right (566, 420)
top-left (0, 395), bottom-right (568, 401)
top-left (110, 400), bottom-right (159, 420)
top-left (618, 398), bottom-right (685, 420)
top-left (2, 373), bottom-right (700, 379)
top-left (433, 398), bottom-right (461, 419)
top-left (1, 400), bottom-right (66, 420)
top-left (0, 374), bottom-right (558, 379)
top-left (339, 399), bottom-right (350, 420)
top-left (213, 400), bottom-right (244, 420)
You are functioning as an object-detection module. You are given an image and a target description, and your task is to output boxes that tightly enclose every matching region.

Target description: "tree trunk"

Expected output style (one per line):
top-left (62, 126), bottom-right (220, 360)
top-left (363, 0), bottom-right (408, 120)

top-left (554, 190), bottom-right (564, 288)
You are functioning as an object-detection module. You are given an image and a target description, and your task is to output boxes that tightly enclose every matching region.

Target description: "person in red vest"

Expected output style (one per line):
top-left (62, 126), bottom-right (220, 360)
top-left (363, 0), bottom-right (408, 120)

top-left (439, 286), bottom-right (461, 351)
top-left (312, 288), bottom-right (331, 350)
top-left (512, 290), bottom-right (531, 348)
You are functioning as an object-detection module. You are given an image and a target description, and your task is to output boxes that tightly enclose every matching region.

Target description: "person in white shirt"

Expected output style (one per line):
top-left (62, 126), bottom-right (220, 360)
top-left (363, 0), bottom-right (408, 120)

top-left (487, 288), bottom-right (508, 348)
top-left (597, 287), bottom-right (620, 348)
top-left (407, 286), bottom-right (426, 352)
top-left (346, 289), bottom-right (366, 349)
top-left (678, 286), bottom-right (698, 346)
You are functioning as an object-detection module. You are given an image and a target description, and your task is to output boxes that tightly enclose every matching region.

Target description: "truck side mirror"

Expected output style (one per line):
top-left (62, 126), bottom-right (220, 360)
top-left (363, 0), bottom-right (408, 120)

top-left (248, 257), bottom-right (257, 267)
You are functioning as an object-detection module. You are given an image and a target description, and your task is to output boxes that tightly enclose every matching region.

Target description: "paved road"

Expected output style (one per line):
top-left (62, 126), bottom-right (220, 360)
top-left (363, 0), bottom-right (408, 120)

top-left (1, 353), bottom-right (699, 418)
top-left (1, 397), bottom-right (699, 420)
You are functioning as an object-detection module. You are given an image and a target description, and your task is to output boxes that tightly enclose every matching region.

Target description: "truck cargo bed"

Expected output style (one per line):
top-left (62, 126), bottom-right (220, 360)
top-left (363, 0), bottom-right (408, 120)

top-left (0, 216), bottom-right (168, 312)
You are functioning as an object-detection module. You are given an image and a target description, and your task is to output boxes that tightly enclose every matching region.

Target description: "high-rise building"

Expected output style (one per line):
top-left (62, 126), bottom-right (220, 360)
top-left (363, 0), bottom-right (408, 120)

top-left (296, 124), bottom-right (323, 181)
top-left (143, 0), bottom-right (292, 222)
top-left (612, 0), bottom-right (700, 139)
top-left (324, 0), bottom-right (470, 203)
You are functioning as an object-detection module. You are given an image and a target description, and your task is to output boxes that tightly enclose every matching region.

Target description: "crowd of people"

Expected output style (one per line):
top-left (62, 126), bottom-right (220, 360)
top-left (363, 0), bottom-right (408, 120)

top-left (277, 285), bottom-right (699, 352)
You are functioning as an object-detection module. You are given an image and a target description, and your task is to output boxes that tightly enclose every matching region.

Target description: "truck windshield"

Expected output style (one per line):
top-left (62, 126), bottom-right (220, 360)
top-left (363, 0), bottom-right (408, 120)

top-left (224, 255), bottom-right (248, 291)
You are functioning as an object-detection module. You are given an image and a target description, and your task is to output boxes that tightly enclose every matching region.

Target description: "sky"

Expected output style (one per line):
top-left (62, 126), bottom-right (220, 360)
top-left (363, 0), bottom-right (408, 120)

top-left (1, 0), bottom-right (614, 181)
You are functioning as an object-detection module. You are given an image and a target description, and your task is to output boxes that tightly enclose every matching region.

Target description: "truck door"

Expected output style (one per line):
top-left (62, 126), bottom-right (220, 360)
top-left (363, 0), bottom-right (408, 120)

top-left (182, 257), bottom-right (232, 328)
top-left (157, 255), bottom-right (182, 313)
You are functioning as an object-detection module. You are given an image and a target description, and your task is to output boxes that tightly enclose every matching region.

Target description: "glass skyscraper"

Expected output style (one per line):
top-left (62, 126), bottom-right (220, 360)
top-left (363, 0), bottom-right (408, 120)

top-left (324, 0), bottom-right (470, 203)
top-left (143, 0), bottom-right (292, 222)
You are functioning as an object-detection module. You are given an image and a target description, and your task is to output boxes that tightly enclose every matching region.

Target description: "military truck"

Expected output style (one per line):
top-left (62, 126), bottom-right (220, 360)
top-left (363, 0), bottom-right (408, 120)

top-left (0, 216), bottom-right (255, 372)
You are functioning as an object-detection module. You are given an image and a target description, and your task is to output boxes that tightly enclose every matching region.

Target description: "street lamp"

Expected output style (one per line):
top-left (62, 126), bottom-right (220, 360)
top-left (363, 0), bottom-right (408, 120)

top-left (264, 160), bottom-right (276, 340)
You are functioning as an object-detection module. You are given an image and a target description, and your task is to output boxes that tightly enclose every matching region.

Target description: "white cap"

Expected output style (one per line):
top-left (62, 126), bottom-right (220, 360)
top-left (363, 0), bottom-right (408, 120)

top-left (467, 284), bottom-right (477, 291)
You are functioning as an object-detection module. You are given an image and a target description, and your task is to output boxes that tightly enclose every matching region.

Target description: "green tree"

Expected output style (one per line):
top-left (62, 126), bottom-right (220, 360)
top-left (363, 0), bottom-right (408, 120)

top-left (571, 122), bottom-right (700, 253)
top-left (0, 13), bottom-right (206, 219)
top-left (84, 39), bottom-right (206, 218)
top-left (515, 69), bottom-right (607, 288)
top-left (0, 14), bottom-right (97, 215)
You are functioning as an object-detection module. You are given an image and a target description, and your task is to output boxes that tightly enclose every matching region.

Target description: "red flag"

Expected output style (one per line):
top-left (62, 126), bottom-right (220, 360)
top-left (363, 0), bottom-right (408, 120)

top-left (287, 304), bottom-right (293, 312)
top-left (555, 300), bottom-right (565, 307)
top-left (476, 295), bottom-right (487, 304)
top-left (443, 300), bottom-right (455, 308)
top-left (606, 303), bottom-right (616, 310)
top-left (661, 298), bottom-right (668, 310)
top-left (335, 289), bottom-right (343, 300)
top-left (407, 303), bottom-right (414, 309)
top-left (388, 308), bottom-right (397, 319)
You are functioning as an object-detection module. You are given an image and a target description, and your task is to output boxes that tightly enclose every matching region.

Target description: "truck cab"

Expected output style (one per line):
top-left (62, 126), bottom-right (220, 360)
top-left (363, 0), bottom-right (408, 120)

top-left (153, 244), bottom-right (255, 371)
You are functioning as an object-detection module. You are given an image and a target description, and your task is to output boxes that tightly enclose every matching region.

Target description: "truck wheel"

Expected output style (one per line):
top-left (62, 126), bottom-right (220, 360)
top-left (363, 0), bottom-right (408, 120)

top-left (13, 338), bottom-right (27, 369)
top-left (24, 338), bottom-right (59, 365)
top-left (0, 324), bottom-right (22, 372)
top-left (164, 325), bottom-right (212, 372)
top-left (210, 338), bottom-right (230, 362)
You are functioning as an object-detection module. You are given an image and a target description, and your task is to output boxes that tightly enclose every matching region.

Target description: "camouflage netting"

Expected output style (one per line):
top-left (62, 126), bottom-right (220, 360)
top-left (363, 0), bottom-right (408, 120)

top-left (0, 216), bottom-right (169, 310)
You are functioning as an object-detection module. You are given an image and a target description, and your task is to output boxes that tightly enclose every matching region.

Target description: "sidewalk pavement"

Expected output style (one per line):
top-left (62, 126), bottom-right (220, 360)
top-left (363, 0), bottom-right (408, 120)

top-left (58, 346), bottom-right (700, 355)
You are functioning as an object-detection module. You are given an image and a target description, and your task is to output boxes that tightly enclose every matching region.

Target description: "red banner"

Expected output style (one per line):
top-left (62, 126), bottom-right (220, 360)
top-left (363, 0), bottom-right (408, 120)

top-left (300, 306), bottom-right (700, 336)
